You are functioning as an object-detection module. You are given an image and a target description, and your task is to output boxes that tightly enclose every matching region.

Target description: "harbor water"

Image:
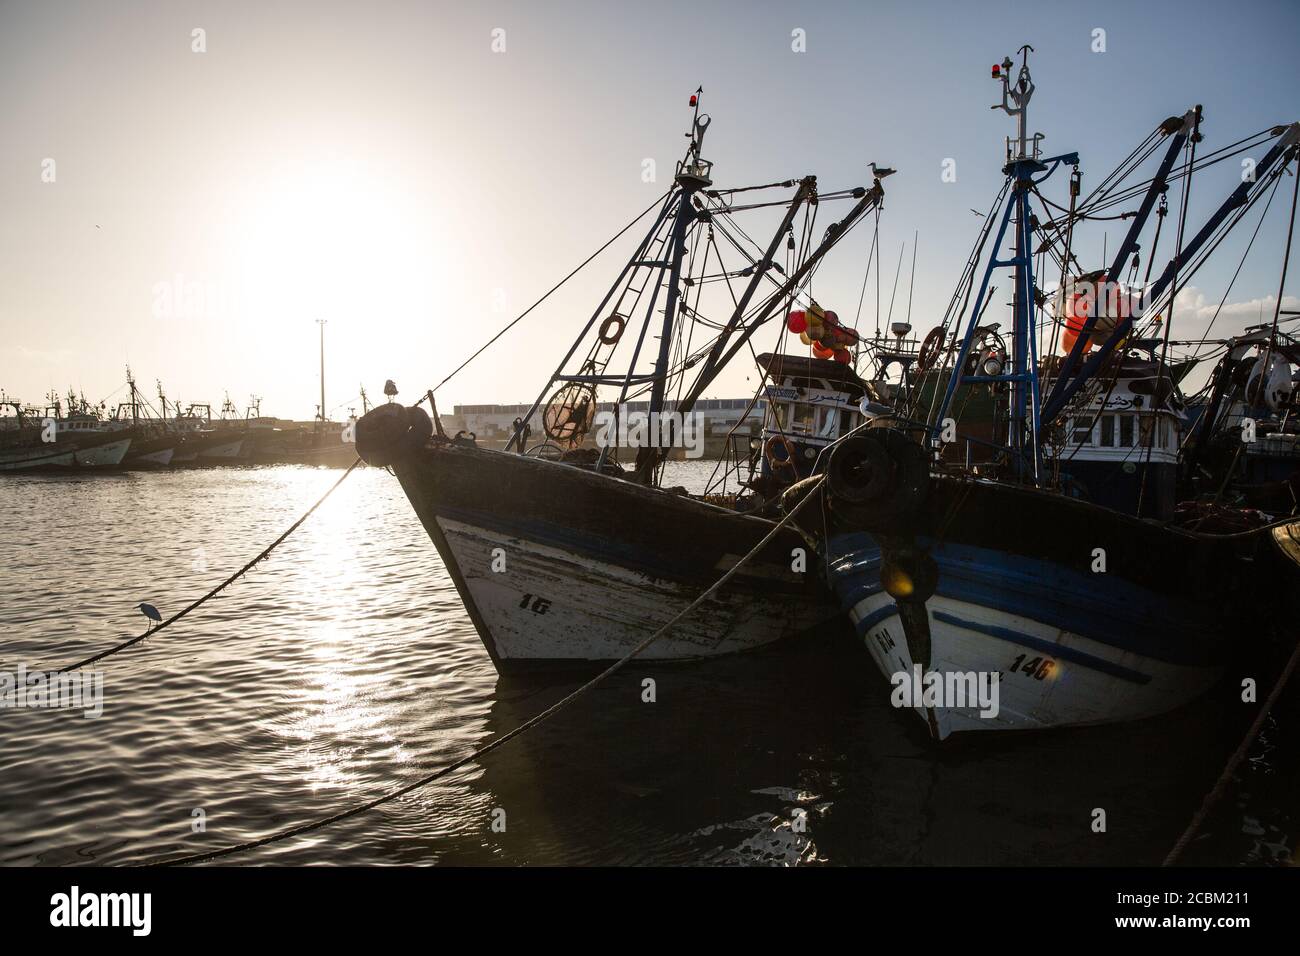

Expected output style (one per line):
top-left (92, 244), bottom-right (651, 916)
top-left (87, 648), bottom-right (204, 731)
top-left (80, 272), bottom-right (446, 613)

top-left (1, 461), bottom-right (1296, 866)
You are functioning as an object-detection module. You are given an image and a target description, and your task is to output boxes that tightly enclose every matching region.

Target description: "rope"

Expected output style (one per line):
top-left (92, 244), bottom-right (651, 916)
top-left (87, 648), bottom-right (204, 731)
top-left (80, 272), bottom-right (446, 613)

top-left (54, 459), bottom-right (362, 673)
top-left (146, 474), bottom-right (827, 866)
top-left (1163, 634), bottom-right (1300, 866)
top-left (428, 189), bottom-right (671, 395)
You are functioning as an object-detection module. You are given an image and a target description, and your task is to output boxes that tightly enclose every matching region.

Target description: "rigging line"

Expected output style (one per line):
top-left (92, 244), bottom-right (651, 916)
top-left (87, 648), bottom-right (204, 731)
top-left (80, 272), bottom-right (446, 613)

top-left (885, 240), bottom-right (906, 329)
top-left (1139, 124), bottom-right (1195, 517)
top-left (702, 249), bottom-right (774, 495)
top-left (1189, 172), bottom-right (1284, 360)
top-left (703, 250), bottom-right (803, 497)
top-left (706, 179), bottom-right (800, 197)
top-left (1075, 127), bottom-right (1163, 213)
top-left (915, 182), bottom-right (1009, 426)
top-left (1083, 131), bottom-right (1278, 216)
top-left (52, 459), bottom-right (362, 674)
top-left (706, 206), bottom-right (810, 312)
top-left (429, 188), bottom-right (671, 395)
top-left (905, 230), bottom-right (918, 330)
top-left (1259, 153), bottom-right (1300, 382)
top-left (1140, 160), bottom-right (1292, 339)
top-left (670, 225), bottom-right (708, 409)
top-left (146, 474), bottom-right (830, 867)
top-left (874, 206), bottom-right (882, 336)
top-left (852, 217), bottom-right (880, 334)
top-left (1163, 633), bottom-right (1300, 867)
top-left (718, 193), bottom-right (858, 214)
top-left (1082, 139), bottom-right (1272, 221)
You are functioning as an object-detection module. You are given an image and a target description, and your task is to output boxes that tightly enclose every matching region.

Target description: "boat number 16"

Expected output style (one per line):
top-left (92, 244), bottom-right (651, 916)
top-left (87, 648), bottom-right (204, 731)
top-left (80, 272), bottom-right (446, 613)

top-left (519, 593), bottom-right (551, 615)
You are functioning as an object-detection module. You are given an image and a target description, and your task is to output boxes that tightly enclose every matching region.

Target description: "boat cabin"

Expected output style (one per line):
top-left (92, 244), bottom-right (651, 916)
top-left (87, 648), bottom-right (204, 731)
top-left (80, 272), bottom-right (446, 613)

top-left (1057, 347), bottom-right (1185, 519)
top-left (751, 352), bottom-right (868, 492)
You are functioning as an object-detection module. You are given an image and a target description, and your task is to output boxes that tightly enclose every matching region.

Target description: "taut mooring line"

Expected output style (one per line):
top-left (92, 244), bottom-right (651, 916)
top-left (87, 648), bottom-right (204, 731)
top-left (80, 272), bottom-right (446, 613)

top-left (145, 474), bottom-right (826, 866)
top-left (1163, 633), bottom-right (1300, 866)
top-left (53, 458), bottom-right (363, 674)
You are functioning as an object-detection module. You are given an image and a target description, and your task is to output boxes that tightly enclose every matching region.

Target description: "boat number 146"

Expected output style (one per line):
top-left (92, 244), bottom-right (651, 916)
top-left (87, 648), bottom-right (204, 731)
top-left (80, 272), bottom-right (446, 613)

top-left (1008, 654), bottom-right (1055, 680)
top-left (519, 593), bottom-right (551, 615)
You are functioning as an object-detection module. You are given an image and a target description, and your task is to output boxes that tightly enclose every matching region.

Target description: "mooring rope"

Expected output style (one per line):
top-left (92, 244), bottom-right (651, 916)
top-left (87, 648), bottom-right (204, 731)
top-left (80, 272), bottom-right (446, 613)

top-left (1162, 634), bottom-right (1300, 866)
top-left (54, 458), bottom-right (362, 674)
top-left (145, 474), bottom-right (826, 866)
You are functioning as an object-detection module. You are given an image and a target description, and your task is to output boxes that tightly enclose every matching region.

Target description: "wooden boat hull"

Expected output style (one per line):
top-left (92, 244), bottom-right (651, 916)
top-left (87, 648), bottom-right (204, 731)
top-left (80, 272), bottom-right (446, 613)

top-left (0, 436), bottom-right (131, 471)
top-left (121, 432), bottom-right (177, 468)
top-left (821, 474), bottom-right (1283, 739)
top-left (171, 432), bottom-right (246, 464)
top-left (391, 442), bottom-right (836, 669)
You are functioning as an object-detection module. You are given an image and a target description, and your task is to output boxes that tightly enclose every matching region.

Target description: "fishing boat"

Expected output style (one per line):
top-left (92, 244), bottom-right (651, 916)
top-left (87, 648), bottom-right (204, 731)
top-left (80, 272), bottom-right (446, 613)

top-left (1181, 326), bottom-right (1300, 515)
top-left (162, 400), bottom-right (247, 465)
top-left (802, 48), bottom-right (1300, 739)
top-left (104, 369), bottom-right (178, 468)
top-left (0, 392), bottom-right (132, 471)
top-left (356, 93), bottom-right (890, 669)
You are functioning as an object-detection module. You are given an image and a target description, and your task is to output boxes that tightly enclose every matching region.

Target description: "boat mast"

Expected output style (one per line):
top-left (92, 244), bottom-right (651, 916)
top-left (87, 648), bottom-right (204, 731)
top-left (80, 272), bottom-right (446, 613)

top-left (316, 319), bottom-right (327, 430)
top-left (126, 365), bottom-right (139, 427)
top-left (932, 47), bottom-right (1075, 484)
top-left (631, 89), bottom-right (713, 483)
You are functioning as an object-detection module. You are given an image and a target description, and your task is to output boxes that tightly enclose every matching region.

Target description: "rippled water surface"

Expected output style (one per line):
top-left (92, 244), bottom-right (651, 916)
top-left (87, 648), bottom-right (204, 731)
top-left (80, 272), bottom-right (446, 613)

top-left (1, 462), bottom-right (1296, 866)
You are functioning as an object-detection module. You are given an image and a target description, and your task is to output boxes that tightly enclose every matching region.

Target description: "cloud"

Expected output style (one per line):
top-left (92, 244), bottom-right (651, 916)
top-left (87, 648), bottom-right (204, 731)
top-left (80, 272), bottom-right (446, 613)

top-left (1169, 286), bottom-right (1299, 327)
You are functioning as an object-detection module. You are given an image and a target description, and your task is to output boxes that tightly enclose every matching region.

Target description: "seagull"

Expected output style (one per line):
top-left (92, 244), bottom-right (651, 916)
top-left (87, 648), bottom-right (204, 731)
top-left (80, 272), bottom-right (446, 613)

top-left (384, 379), bottom-right (398, 402)
top-left (870, 163), bottom-right (896, 180)
top-left (136, 602), bottom-right (162, 631)
top-left (970, 209), bottom-right (985, 218)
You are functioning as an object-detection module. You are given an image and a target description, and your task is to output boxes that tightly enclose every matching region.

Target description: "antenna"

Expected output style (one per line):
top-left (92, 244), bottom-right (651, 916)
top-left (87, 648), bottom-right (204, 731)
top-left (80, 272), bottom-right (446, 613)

top-left (992, 45), bottom-right (1043, 162)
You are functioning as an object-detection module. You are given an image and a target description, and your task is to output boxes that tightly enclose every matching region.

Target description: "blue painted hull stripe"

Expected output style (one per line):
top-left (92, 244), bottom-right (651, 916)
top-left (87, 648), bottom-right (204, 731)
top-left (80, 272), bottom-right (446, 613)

top-left (930, 610), bottom-right (1153, 685)
top-left (855, 603), bottom-right (899, 635)
top-left (827, 533), bottom-right (1220, 665)
top-left (852, 599), bottom-right (1153, 684)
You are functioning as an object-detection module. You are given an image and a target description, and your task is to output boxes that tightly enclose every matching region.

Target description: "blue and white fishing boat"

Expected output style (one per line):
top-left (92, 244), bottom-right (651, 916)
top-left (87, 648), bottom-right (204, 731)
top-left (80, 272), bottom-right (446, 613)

top-left (807, 48), bottom-right (1300, 739)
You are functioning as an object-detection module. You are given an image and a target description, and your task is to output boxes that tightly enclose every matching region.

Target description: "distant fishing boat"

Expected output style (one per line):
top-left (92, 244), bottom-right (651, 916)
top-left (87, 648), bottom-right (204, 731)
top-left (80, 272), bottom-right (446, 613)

top-left (159, 400), bottom-right (247, 465)
top-left (804, 49), bottom-right (1300, 739)
top-left (104, 369), bottom-right (177, 468)
top-left (0, 392), bottom-right (132, 471)
top-left (357, 92), bottom-right (889, 668)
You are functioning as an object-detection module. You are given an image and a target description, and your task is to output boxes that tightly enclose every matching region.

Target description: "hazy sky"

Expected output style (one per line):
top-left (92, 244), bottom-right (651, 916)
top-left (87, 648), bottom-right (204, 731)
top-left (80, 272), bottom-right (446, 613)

top-left (2, 0), bottom-right (1298, 420)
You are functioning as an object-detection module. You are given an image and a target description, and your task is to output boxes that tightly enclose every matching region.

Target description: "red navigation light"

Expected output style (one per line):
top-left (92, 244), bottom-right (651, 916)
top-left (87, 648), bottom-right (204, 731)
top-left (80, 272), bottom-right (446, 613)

top-left (689, 94), bottom-right (698, 107)
top-left (991, 64), bottom-right (1001, 79)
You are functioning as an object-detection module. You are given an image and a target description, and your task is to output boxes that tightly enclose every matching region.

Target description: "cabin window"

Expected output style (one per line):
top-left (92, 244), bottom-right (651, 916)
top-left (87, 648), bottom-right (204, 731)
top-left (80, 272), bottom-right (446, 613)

top-left (1119, 415), bottom-right (1135, 448)
top-left (1138, 416), bottom-right (1154, 448)
top-left (1070, 418), bottom-right (1093, 445)
top-left (782, 403), bottom-right (815, 434)
top-left (1100, 415), bottom-right (1115, 447)
top-left (817, 407), bottom-right (838, 439)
